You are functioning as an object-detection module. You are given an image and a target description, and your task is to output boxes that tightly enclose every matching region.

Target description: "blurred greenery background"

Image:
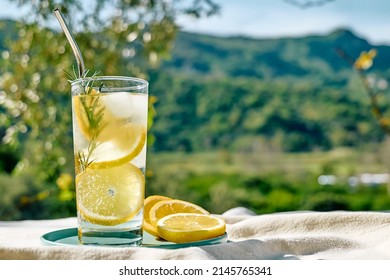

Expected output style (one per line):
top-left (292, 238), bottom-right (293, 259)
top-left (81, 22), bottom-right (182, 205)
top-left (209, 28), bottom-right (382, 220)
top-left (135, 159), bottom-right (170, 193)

top-left (1, 0), bottom-right (390, 221)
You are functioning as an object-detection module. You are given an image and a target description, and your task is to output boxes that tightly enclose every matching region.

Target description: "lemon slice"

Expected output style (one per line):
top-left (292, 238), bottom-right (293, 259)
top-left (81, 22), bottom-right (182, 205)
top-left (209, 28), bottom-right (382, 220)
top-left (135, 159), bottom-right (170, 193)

top-left (73, 91), bottom-right (147, 170)
top-left (149, 199), bottom-right (209, 230)
top-left (86, 124), bottom-right (146, 169)
top-left (143, 195), bottom-right (172, 236)
top-left (76, 163), bottom-right (144, 226)
top-left (73, 89), bottom-right (101, 141)
top-left (73, 91), bottom-right (147, 140)
top-left (157, 213), bottom-right (226, 243)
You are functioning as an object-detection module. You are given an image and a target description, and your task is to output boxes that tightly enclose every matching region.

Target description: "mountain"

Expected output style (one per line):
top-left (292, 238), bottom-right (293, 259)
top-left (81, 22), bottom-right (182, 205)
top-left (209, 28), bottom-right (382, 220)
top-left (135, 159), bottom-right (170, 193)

top-left (148, 29), bottom-right (390, 153)
top-left (160, 29), bottom-right (388, 79)
top-left (1, 19), bottom-right (389, 153)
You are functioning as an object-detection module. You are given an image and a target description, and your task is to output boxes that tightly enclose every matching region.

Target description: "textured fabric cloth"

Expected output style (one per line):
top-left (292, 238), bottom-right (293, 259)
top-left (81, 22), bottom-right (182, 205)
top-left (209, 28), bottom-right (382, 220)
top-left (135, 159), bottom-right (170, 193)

top-left (1, 208), bottom-right (390, 260)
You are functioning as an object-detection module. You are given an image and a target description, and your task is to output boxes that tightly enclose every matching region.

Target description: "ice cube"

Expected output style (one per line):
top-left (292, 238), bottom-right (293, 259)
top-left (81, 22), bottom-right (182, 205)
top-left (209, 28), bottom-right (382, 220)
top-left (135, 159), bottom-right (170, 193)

top-left (101, 92), bottom-right (134, 119)
top-left (102, 92), bottom-right (148, 123)
top-left (129, 94), bottom-right (148, 124)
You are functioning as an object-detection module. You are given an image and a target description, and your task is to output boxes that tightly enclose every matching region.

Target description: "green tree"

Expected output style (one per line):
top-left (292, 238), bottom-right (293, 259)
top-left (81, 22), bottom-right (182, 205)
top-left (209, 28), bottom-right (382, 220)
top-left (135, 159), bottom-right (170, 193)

top-left (0, 0), bottom-right (219, 219)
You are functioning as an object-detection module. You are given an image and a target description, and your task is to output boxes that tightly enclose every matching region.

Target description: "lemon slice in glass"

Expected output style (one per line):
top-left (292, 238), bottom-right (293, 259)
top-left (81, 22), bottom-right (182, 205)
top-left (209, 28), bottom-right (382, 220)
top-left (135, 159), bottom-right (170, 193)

top-left (76, 163), bottom-right (144, 226)
top-left (157, 213), bottom-right (226, 243)
top-left (73, 89), bottom-right (102, 141)
top-left (73, 91), bottom-right (147, 140)
top-left (73, 91), bottom-right (147, 170)
top-left (86, 124), bottom-right (146, 170)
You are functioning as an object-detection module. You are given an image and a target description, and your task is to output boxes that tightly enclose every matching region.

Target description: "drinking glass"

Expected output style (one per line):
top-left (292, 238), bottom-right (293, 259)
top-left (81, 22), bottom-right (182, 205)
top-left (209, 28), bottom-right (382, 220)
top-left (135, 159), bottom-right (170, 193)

top-left (71, 76), bottom-right (148, 246)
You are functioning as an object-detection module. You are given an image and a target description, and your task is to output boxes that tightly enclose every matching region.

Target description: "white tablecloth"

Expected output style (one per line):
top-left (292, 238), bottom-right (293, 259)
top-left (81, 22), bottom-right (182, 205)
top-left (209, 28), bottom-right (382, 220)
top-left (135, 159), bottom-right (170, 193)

top-left (1, 208), bottom-right (390, 260)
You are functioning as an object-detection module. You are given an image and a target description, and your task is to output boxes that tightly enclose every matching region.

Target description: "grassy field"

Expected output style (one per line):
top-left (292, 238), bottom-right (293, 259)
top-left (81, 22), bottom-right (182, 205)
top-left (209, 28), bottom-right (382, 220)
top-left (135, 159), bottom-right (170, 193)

top-left (146, 147), bottom-right (390, 214)
top-left (2, 146), bottom-right (390, 220)
top-left (147, 146), bottom-right (389, 180)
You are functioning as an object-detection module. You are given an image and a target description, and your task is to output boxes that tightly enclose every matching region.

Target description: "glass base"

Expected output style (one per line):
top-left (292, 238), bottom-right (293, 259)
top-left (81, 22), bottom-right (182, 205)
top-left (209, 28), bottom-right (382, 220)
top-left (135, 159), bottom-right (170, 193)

top-left (78, 227), bottom-right (142, 246)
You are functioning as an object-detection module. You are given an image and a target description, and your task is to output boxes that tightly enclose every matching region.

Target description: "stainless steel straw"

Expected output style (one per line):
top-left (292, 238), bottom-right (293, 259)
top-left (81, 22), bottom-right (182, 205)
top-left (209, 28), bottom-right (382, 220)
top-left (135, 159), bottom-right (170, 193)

top-left (54, 8), bottom-right (85, 77)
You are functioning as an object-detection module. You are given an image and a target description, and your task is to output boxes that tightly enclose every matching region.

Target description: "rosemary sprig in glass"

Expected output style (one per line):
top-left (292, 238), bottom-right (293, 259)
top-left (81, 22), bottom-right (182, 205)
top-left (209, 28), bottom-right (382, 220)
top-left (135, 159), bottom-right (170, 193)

top-left (66, 67), bottom-right (106, 172)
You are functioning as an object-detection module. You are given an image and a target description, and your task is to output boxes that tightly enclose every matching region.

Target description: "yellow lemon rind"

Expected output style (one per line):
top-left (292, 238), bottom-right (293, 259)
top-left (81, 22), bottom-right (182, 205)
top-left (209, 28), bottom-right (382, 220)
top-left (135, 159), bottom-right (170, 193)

top-left (87, 127), bottom-right (147, 170)
top-left (156, 213), bottom-right (226, 243)
top-left (73, 89), bottom-right (98, 141)
top-left (149, 199), bottom-right (210, 229)
top-left (143, 195), bottom-right (172, 236)
top-left (79, 207), bottom-right (142, 226)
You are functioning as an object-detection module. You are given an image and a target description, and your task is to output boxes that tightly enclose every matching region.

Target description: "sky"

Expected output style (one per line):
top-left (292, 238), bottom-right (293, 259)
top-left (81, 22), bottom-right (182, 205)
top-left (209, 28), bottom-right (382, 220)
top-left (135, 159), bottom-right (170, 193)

top-left (0, 0), bottom-right (389, 45)
top-left (177, 0), bottom-right (390, 45)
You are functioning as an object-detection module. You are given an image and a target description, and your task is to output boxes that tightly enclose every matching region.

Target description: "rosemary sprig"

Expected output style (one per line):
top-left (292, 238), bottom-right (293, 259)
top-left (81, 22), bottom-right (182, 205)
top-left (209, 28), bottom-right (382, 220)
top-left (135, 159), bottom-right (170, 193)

top-left (77, 135), bottom-right (99, 171)
top-left (81, 92), bottom-right (106, 137)
top-left (66, 66), bottom-right (105, 172)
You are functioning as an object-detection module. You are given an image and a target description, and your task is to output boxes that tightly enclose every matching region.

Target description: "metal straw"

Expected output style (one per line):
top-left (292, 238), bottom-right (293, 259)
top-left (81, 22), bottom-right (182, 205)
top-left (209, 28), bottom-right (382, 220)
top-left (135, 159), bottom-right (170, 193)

top-left (54, 8), bottom-right (85, 77)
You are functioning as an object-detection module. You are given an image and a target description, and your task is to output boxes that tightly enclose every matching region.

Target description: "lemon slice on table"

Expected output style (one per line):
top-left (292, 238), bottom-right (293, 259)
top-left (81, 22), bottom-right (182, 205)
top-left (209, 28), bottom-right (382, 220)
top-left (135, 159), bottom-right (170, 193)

top-left (157, 213), bottom-right (226, 243)
top-left (143, 195), bottom-right (172, 237)
top-left (149, 199), bottom-right (210, 231)
top-left (76, 163), bottom-right (144, 226)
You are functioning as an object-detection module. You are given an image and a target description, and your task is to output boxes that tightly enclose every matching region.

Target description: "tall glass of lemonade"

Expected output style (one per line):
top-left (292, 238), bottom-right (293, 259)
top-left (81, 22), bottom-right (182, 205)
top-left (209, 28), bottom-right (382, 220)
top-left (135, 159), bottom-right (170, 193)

top-left (71, 76), bottom-right (148, 246)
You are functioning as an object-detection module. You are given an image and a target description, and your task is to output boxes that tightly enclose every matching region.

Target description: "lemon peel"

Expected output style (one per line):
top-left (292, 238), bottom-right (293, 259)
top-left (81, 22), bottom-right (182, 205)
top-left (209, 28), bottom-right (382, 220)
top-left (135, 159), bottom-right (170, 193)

top-left (157, 213), bottom-right (226, 243)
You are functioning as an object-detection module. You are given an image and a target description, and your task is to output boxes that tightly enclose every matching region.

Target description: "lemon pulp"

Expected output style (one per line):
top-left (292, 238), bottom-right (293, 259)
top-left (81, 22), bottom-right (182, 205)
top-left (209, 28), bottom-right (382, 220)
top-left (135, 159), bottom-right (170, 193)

top-left (149, 199), bottom-right (209, 229)
top-left (83, 123), bottom-right (146, 170)
top-left (73, 93), bottom-right (147, 168)
top-left (76, 163), bottom-right (144, 226)
top-left (157, 213), bottom-right (226, 243)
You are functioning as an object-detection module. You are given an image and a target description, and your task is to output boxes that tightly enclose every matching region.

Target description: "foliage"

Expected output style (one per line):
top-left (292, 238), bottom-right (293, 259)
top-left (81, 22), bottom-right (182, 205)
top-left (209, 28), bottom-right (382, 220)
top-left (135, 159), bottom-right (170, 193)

top-left (0, 0), bottom-right (219, 219)
top-left (1, 1), bottom-right (390, 219)
top-left (144, 29), bottom-right (390, 153)
top-left (146, 151), bottom-right (390, 214)
top-left (337, 47), bottom-right (390, 135)
top-left (149, 72), bottom-right (385, 153)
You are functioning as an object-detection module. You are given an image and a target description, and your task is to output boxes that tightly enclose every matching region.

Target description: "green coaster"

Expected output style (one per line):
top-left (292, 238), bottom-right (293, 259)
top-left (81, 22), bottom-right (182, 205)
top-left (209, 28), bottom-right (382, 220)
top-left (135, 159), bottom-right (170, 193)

top-left (41, 228), bottom-right (228, 249)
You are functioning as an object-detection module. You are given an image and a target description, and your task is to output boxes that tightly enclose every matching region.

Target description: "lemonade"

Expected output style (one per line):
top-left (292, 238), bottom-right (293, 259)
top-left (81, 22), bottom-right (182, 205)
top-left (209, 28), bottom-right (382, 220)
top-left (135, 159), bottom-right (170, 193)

top-left (71, 76), bottom-right (148, 246)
